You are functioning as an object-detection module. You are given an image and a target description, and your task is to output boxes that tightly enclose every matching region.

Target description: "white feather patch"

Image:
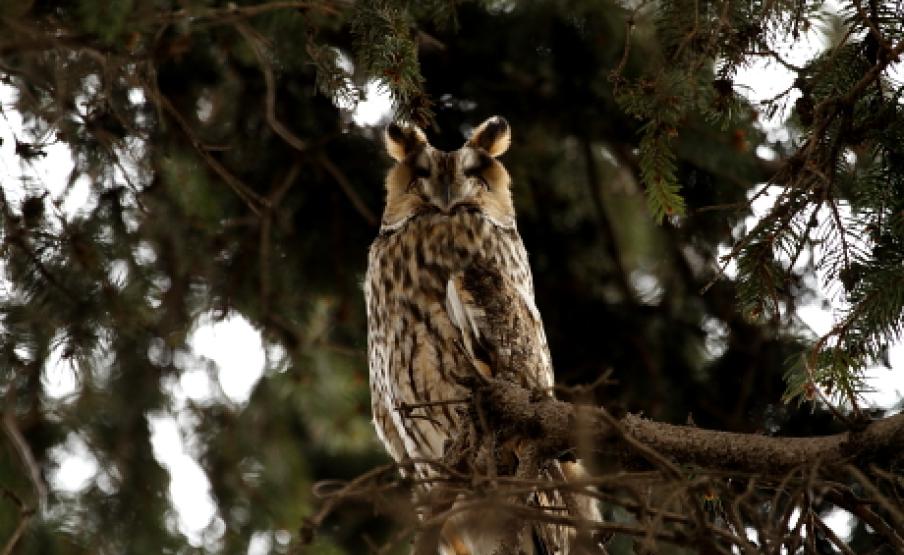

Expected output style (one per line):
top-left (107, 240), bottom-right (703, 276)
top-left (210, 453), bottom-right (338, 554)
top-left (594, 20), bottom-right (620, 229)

top-left (445, 276), bottom-right (481, 357)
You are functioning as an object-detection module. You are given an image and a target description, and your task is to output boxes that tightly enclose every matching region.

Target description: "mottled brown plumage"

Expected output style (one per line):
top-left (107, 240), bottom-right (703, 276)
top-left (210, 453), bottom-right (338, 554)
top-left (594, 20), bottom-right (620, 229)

top-left (366, 117), bottom-right (599, 554)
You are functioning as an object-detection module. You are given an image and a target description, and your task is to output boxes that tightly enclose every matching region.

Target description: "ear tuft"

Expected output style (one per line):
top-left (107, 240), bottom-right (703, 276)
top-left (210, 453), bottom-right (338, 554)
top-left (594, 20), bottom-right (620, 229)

top-left (467, 116), bottom-right (511, 157)
top-left (384, 123), bottom-right (428, 162)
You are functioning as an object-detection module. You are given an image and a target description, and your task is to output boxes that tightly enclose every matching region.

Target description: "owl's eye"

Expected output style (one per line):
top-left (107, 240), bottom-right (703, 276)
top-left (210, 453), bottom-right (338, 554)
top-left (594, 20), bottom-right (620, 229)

top-left (463, 158), bottom-right (490, 190)
top-left (468, 173), bottom-right (489, 190)
top-left (407, 166), bottom-right (430, 193)
top-left (407, 165), bottom-right (430, 193)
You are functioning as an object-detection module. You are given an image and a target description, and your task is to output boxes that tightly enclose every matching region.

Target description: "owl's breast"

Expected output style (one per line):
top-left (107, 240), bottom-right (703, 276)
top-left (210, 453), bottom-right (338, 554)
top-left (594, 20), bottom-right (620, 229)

top-left (365, 210), bottom-right (508, 459)
top-left (369, 210), bottom-right (500, 288)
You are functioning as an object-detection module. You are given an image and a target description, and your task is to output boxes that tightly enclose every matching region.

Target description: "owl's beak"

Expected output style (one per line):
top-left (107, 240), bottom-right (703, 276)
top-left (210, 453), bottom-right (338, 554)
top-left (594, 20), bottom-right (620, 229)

top-left (433, 174), bottom-right (457, 212)
top-left (430, 171), bottom-right (464, 212)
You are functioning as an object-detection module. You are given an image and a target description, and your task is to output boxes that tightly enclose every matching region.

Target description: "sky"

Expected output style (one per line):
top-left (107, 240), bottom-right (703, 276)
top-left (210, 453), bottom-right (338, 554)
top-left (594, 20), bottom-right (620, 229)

top-left (1, 5), bottom-right (902, 551)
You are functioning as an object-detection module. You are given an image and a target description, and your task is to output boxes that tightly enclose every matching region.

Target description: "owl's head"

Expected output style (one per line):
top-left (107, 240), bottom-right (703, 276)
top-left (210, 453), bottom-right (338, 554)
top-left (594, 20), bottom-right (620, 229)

top-left (380, 116), bottom-right (514, 230)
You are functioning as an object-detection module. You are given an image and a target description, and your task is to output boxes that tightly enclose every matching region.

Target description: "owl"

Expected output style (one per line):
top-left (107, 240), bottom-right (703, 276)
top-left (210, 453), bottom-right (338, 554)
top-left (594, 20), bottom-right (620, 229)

top-left (365, 116), bottom-right (600, 554)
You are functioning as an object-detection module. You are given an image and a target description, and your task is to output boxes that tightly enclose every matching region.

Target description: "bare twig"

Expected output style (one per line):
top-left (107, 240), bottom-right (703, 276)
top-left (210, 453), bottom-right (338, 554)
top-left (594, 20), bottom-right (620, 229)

top-left (813, 512), bottom-right (857, 555)
top-left (236, 22), bottom-right (309, 153)
top-left (742, 47), bottom-right (804, 72)
top-left (157, 1), bottom-right (346, 24)
top-left (3, 403), bottom-right (48, 513)
top-left (318, 152), bottom-right (379, 226)
top-left (1, 488), bottom-right (34, 555)
top-left (149, 80), bottom-right (266, 215)
top-left (823, 486), bottom-right (904, 552)
top-left (847, 465), bottom-right (904, 532)
top-left (851, 0), bottom-right (893, 53)
top-left (397, 398), bottom-right (470, 415)
top-left (1, 502), bottom-right (32, 555)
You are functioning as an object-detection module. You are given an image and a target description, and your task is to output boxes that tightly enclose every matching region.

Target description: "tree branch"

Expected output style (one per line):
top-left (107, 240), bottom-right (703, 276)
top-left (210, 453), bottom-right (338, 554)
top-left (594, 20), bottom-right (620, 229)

top-left (3, 403), bottom-right (47, 513)
top-left (156, 1), bottom-right (346, 23)
top-left (477, 377), bottom-right (904, 474)
top-left (1, 488), bottom-right (34, 555)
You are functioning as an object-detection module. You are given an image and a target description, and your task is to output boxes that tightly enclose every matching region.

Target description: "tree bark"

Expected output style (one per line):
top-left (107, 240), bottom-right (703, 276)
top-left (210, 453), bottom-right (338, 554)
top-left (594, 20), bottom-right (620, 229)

top-left (477, 378), bottom-right (904, 474)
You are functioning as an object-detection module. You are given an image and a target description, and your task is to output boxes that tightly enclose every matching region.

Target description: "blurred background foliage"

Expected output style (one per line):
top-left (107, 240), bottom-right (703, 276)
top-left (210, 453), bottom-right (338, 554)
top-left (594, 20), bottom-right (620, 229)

top-left (0, 0), bottom-right (900, 553)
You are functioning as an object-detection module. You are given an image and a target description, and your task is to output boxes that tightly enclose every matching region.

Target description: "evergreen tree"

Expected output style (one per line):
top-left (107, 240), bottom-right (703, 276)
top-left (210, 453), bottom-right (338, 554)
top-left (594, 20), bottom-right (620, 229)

top-left (0, 1), bottom-right (901, 553)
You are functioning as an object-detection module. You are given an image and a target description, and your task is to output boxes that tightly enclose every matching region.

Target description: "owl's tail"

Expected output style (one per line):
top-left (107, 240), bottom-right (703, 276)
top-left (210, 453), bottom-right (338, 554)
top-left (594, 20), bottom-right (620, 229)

top-left (438, 459), bottom-right (602, 555)
top-left (529, 460), bottom-right (603, 554)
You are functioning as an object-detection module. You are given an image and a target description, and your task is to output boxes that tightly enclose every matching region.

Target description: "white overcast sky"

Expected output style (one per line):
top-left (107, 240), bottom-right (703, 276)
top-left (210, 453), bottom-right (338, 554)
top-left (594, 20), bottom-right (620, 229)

top-left (1, 3), bottom-right (902, 550)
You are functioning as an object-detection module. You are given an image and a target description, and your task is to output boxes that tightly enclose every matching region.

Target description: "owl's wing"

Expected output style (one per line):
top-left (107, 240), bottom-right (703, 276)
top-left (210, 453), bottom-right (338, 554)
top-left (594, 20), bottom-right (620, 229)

top-left (371, 387), bottom-right (407, 463)
top-left (445, 259), bottom-right (553, 391)
top-left (445, 259), bottom-right (579, 553)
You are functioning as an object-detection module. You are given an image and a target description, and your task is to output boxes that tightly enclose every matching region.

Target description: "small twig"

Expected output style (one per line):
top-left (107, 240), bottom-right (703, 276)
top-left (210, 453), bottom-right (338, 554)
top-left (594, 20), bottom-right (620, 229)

top-left (853, 465), bottom-right (904, 531)
top-left (397, 398), bottom-right (470, 415)
top-left (318, 153), bottom-right (379, 226)
top-left (303, 463), bottom-right (401, 537)
top-left (851, 0), bottom-right (893, 53)
top-left (236, 22), bottom-right (308, 153)
top-left (597, 406), bottom-right (683, 480)
top-left (148, 76), bottom-right (266, 215)
top-left (768, 468), bottom-right (803, 544)
top-left (742, 47), bottom-right (805, 72)
top-left (3, 404), bottom-right (48, 514)
top-left (609, 13), bottom-right (636, 91)
top-left (692, 201), bottom-right (749, 214)
top-left (258, 161), bottom-right (301, 316)
top-left (157, 0), bottom-right (345, 24)
top-left (553, 368), bottom-right (615, 397)
top-left (823, 486), bottom-right (904, 552)
top-left (1, 494), bottom-right (33, 555)
top-left (259, 207), bottom-right (272, 315)
top-left (826, 194), bottom-right (851, 276)
top-left (813, 512), bottom-right (857, 555)
top-left (804, 506), bottom-right (817, 554)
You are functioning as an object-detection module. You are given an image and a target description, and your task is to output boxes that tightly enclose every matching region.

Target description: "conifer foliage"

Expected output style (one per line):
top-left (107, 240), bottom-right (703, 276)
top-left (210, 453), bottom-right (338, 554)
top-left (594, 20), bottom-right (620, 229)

top-left (0, 1), bottom-right (902, 553)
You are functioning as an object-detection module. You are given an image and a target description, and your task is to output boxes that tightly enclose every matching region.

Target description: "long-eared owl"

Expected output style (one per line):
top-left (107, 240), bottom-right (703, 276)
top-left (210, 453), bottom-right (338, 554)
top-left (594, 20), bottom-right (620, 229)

top-left (365, 116), bottom-right (599, 554)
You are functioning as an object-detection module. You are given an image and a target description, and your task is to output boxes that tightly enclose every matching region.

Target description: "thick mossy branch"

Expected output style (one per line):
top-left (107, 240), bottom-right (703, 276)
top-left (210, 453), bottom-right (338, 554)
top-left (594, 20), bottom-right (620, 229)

top-left (477, 378), bottom-right (904, 474)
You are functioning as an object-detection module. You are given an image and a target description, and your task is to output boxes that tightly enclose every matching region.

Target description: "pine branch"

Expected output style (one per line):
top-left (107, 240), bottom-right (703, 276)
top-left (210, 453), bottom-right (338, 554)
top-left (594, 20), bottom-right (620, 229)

top-left (303, 374), bottom-right (904, 553)
top-left (156, 0), bottom-right (347, 23)
top-left (475, 377), bottom-right (904, 474)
